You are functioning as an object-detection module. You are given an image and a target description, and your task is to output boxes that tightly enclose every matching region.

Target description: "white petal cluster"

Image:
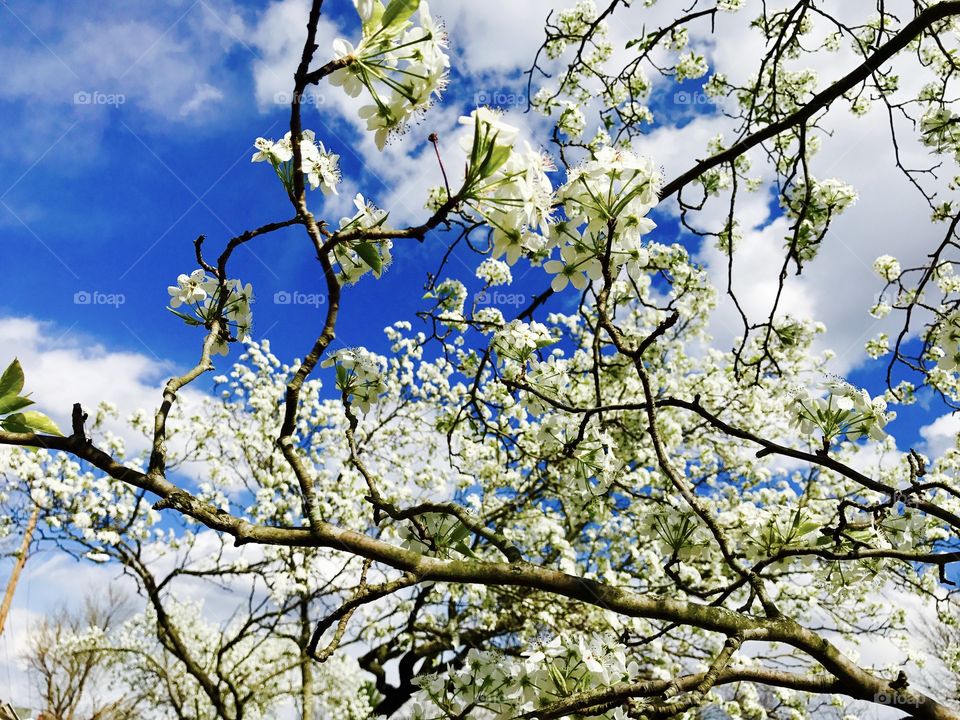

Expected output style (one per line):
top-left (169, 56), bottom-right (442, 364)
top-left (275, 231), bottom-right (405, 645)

top-left (873, 254), bottom-right (901, 282)
top-left (167, 270), bottom-right (254, 355)
top-left (411, 633), bottom-right (637, 718)
top-left (544, 147), bottom-right (659, 291)
top-left (251, 128), bottom-right (340, 195)
top-left (935, 310), bottom-right (960, 373)
top-left (335, 193), bottom-right (393, 284)
top-left (492, 319), bottom-right (556, 366)
top-left (475, 258), bottom-right (512, 287)
top-left (322, 347), bottom-right (387, 413)
top-left (790, 380), bottom-right (893, 443)
top-left (453, 109), bottom-right (556, 265)
top-left (331, 0), bottom-right (449, 149)
top-left (781, 177), bottom-right (857, 262)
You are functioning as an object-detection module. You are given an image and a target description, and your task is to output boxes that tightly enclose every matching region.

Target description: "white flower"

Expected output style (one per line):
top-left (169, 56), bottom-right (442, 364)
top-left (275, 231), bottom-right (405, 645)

top-left (873, 254), bottom-right (901, 282)
top-left (475, 258), bottom-right (512, 287)
top-left (557, 101), bottom-right (586, 138)
top-left (544, 244), bottom-right (600, 292)
top-left (168, 270), bottom-right (208, 308)
top-left (252, 129), bottom-right (339, 195)
top-left (322, 348), bottom-right (387, 413)
top-left (167, 272), bottom-right (254, 356)
top-left (302, 141), bottom-right (340, 195)
top-left (330, 1), bottom-right (449, 150)
top-left (251, 136), bottom-right (293, 164)
top-left (458, 107), bottom-right (520, 147)
top-left (492, 319), bottom-right (556, 363)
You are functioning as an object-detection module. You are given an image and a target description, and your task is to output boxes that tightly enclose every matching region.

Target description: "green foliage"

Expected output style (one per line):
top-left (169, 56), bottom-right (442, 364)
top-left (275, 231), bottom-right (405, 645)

top-left (0, 358), bottom-right (62, 436)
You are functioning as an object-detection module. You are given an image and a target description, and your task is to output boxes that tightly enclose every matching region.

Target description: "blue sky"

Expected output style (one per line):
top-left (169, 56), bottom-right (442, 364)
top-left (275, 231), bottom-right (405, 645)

top-left (1, 1), bottom-right (417, 367)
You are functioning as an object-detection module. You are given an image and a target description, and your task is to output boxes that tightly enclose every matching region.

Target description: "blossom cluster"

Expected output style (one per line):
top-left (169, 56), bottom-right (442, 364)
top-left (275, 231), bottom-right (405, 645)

top-left (781, 177), bottom-right (857, 263)
top-left (790, 380), bottom-right (892, 444)
top-left (538, 415), bottom-right (624, 494)
top-left (873, 254), bottom-right (902, 282)
top-left (475, 258), bottom-right (512, 287)
top-left (456, 108), bottom-right (556, 264)
top-left (411, 633), bottom-right (638, 719)
top-left (544, 147), bottom-right (660, 290)
top-left (492, 319), bottom-right (556, 366)
top-left (335, 193), bottom-right (393, 284)
top-left (331, 0), bottom-right (449, 149)
top-left (252, 129), bottom-right (340, 195)
top-left (322, 347), bottom-right (387, 413)
top-left (920, 107), bottom-right (960, 164)
top-left (167, 270), bottom-right (254, 355)
top-left (935, 311), bottom-right (960, 373)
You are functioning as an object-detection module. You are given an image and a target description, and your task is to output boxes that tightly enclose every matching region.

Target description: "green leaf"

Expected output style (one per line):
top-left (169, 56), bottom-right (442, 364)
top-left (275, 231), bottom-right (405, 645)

top-left (468, 113), bottom-right (484, 168)
top-left (335, 364), bottom-right (349, 389)
top-left (1, 414), bottom-right (31, 433)
top-left (21, 411), bottom-right (63, 436)
top-left (0, 358), bottom-right (25, 399)
top-left (167, 307), bottom-right (203, 326)
top-left (453, 540), bottom-right (477, 559)
top-left (0, 394), bottom-right (34, 415)
top-left (365, 0), bottom-right (386, 30)
top-left (484, 144), bottom-right (512, 176)
top-left (381, 0), bottom-right (418, 29)
top-left (355, 242), bottom-right (383, 277)
top-left (448, 521), bottom-right (471, 544)
top-left (795, 520), bottom-right (822, 538)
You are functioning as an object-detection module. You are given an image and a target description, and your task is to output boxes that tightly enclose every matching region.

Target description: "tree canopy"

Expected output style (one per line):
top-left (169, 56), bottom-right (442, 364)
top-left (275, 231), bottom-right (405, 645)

top-left (4, 0), bottom-right (960, 718)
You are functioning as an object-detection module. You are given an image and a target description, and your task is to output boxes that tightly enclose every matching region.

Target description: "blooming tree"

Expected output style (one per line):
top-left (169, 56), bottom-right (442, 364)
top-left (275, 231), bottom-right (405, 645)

top-left (5, 0), bottom-right (960, 718)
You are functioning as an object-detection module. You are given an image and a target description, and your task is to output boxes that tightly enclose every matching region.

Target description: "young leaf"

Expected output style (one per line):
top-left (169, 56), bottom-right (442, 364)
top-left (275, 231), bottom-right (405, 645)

top-left (0, 414), bottom-right (31, 433)
top-left (381, 0), bottom-right (418, 29)
top-left (449, 521), bottom-right (471, 544)
top-left (0, 394), bottom-right (34, 415)
top-left (335, 364), bottom-right (350, 390)
top-left (0, 358), bottom-right (25, 399)
top-left (453, 540), bottom-right (478, 559)
top-left (355, 242), bottom-right (383, 276)
top-left (20, 411), bottom-right (64, 436)
top-left (484, 144), bottom-right (512, 177)
top-left (167, 307), bottom-right (204, 326)
top-left (362, 0), bottom-right (387, 33)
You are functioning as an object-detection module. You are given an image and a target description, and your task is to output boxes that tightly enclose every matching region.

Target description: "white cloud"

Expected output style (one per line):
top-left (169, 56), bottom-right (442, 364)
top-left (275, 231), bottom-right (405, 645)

top-left (0, 2), bottom-right (245, 122)
top-left (179, 82), bottom-right (225, 117)
top-left (0, 315), bottom-right (210, 465)
top-left (919, 412), bottom-right (960, 459)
